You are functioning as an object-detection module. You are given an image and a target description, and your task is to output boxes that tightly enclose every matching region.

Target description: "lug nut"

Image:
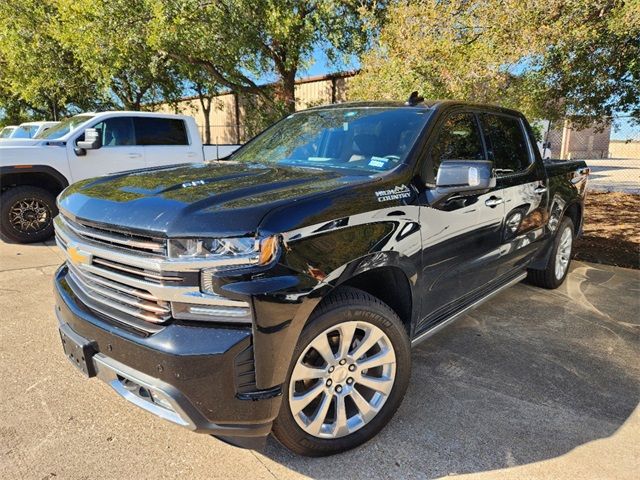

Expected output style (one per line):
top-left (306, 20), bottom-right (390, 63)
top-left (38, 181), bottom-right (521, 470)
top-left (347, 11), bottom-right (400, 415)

top-left (348, 364), bottom-right (356, 372)
top-left (335, 385), bottom-right (343, 393)
top-left (339, 359), bottom-right (347, 365)
top-left (346, 377), bottom-right (354, 385)
top-left (326, 379), bottom-right (333, 387)
top-left (328, 366), bottom-right (335, 373)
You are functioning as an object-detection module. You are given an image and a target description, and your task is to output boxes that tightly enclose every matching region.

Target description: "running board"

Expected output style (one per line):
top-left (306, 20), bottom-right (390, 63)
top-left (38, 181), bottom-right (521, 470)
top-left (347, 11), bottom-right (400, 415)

top-left (411, 271), bottom-right (528, 347)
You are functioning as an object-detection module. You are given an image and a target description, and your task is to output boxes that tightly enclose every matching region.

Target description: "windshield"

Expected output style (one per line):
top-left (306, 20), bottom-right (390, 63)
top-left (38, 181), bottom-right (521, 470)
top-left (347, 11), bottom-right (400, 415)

top-left (35, 115), bottom-right (94, 139)
top-left (12, 125), bottom-right (39, 139)
top-left (230, 107), bottom-right (431, 173)
top-left (0, 127), bottom-right (16, 138)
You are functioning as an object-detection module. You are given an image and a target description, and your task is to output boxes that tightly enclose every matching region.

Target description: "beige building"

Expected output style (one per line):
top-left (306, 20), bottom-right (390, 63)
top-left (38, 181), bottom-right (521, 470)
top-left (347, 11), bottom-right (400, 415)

top-left (545, 120), bottom-right (612, 160)
top-left (157, 72), bottom-right (355, 144)
top-left (609, 140), bottom-right (640, 159)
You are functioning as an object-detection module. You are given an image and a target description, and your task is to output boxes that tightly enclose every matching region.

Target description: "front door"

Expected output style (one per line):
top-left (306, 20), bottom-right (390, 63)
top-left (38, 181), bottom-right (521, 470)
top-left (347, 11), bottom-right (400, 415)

top-left (417, 112), bottom-right (505, 330)
top-left (69, 117), bottom-right (145, 182)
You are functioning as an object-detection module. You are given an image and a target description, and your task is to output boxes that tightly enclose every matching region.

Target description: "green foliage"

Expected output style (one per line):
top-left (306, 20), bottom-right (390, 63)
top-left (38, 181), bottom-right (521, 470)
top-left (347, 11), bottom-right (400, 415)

top-left (0, 0), bottom-right (110, 120)
top-left (148, 0), bottom-right (378, 114)
top-left (56, 0), bottom-right (182, 110)
top-left (351, 0), bottom-right (640, 125)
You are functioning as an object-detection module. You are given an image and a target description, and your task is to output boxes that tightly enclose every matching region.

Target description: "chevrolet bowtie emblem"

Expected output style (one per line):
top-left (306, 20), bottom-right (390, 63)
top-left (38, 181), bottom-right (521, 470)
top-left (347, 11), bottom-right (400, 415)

top-left (67, 244), bottom-right (92, 266)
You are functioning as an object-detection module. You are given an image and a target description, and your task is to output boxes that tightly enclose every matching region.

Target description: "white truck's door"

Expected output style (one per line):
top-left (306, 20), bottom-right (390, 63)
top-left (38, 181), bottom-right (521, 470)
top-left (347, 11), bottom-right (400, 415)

top-left (68, 117), bottom-right (146, 181)
top-left (133, 117), bottom-right (199, 167)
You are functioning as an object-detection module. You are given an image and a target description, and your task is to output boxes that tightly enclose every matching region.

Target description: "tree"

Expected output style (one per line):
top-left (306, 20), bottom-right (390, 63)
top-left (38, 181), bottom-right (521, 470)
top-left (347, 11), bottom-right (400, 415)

top-left (179, 67), bottom-right (224, 144)
top-left (149, 0), bottom-right (380, 114)
top-left (350, 0), bottom-right (640, 125)
top-left (0, 0), bottom-right (110, 120)
top-left (56, 0), bottom-right (182, 110)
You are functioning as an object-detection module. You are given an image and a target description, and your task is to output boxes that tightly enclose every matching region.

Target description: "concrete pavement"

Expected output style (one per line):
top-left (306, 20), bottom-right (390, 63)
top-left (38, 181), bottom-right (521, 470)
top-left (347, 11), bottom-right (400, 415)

top-left (585, 158), bottom-right (640, 194)
top-left (0, 239), bottom-right (638, 479)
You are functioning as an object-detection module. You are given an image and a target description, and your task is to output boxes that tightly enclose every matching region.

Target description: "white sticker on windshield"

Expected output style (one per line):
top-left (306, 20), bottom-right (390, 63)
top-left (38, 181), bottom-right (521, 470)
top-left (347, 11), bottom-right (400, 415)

top-left (369, 160), bottom-right (385, 168)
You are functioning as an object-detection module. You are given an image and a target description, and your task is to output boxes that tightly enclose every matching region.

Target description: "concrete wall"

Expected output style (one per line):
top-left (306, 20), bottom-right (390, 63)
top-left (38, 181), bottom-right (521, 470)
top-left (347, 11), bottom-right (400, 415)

top-left (609, 140), bottom-right (640, 159)
top-left (545, 120), bottom-right (612, 160)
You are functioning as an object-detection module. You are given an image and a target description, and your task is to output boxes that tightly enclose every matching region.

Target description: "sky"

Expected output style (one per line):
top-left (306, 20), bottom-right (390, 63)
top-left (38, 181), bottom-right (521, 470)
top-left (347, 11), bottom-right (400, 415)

top-left (297, 46), bottom-right (360, 78)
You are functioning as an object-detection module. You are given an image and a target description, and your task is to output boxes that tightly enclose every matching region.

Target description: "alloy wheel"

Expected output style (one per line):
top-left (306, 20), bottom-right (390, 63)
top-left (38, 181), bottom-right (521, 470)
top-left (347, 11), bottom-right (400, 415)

top-left (8, 198), bottom-right (51, 234)
top-left (288, 321), bottom-right (396, 439)
top-left (554, 226), bottom-right (573, 280)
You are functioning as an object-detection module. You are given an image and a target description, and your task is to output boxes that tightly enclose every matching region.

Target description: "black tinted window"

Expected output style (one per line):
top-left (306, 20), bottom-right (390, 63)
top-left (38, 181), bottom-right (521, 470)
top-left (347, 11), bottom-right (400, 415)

top-left (93, 118), bottom-right (135, 146)
top-left (482, 114), bottom-right (530, 173)
top-left (134, 118), bottom-right (188, 145)
top-left (431, 113), bottom-right (484, 175)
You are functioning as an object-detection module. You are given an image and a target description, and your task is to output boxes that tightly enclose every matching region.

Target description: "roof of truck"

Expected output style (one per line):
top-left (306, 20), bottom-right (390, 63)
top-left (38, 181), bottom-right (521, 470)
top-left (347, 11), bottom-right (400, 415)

top-left (306, 100), bottom-right (526, 118)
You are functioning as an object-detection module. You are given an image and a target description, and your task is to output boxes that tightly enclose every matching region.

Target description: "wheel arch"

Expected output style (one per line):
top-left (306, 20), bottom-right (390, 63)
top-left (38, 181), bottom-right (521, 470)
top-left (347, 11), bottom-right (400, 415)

top-left (335, 266), bottom-right (414, 336)
top-left (307, 252), bottom-right (419, 337)
top-left (0, 166), bottom-right (69, 197)
top-left (563, 201), bottom-right (583, 236)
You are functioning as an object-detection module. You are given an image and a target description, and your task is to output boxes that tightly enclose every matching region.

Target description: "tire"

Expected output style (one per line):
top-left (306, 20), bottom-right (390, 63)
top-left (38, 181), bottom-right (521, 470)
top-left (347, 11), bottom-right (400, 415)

top-left (0, 186), bottom-right (57, 243)
top-left (527, 217), bottom-right (574, 289)
top-left (272, 286), bottom-right (411, 456)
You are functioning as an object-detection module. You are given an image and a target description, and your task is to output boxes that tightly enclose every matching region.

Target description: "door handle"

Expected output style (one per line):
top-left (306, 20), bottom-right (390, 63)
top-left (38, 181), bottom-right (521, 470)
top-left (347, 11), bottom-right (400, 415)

top-left (127, 153), bottom-right (142, 159)
top-left (534, 186), bottom-right (548, 194)
top-left (186, 152), bottom-right (197, 158)
top-left (485, 197), bottom-right (504, 208)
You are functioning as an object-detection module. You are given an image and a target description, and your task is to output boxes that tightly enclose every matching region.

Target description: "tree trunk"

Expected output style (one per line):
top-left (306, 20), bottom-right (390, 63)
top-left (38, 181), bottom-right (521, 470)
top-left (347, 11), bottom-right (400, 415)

top-left (279, 70), bottom-right (297, 113)
top-left (198, 93), bottom-right (212, 144)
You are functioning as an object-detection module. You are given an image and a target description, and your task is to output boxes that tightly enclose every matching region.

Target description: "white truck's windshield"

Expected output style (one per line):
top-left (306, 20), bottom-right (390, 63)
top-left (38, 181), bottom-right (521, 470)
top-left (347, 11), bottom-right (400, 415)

top-left (230, 107), bottom-right (432, 173)
top-left (35, 115), bottom-right (94, 139)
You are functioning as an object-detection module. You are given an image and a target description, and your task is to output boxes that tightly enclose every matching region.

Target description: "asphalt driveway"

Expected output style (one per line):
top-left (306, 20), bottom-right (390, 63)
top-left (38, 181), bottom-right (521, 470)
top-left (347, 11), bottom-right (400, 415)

top-left (0, 239), bottom-right (638, 479)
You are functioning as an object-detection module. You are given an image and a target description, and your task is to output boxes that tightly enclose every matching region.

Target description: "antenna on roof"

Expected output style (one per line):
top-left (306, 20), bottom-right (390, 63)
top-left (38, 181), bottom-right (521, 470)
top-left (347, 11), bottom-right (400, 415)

top-left (405, 91), bottom-right (424, 106)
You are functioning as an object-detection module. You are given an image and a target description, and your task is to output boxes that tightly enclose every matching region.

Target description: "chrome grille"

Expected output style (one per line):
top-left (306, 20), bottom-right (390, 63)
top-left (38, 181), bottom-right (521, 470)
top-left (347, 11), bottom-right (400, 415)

top-left (91, 257), bottom-right (183, 284)
top-left (54, 213), bottom-right (253, 331)
top-left (59, 215), bottom-right (166, 256)
top-left (67, 264), bottom-right (171, 324)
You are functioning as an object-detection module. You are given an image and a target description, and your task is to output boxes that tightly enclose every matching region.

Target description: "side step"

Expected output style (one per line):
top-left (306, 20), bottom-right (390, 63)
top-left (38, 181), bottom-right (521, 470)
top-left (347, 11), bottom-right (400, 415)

top-left (411, 271), bottom-right (528, 347)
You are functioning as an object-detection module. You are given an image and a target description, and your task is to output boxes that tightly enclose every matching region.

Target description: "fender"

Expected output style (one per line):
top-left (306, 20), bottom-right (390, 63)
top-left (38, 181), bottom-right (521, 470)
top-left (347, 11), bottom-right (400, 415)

top-left (0, 164), bottom-right (69, 191)
top-left (235, 217), bottom-right (421, 389)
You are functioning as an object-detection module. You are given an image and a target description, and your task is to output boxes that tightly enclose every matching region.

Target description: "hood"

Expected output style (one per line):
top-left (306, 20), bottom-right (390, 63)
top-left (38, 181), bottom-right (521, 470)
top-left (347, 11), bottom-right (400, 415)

top-left (58, 162), bottom-right (373, 237)
top-left (0, 142), bottom-right (65, 167)
top-left (0, 139), bottom-right (46, 147)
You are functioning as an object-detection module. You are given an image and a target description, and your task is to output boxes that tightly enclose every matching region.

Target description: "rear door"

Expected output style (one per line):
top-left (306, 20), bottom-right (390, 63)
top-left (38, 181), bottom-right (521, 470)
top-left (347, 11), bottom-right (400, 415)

top-left (418, 111), bottom-right (506, 326)
top-left (134, 117), bottom-right (197, 167)
top-left (479, 112), bottom-right (549, 277)
top-left (70, 117), bottom-right (145, 181)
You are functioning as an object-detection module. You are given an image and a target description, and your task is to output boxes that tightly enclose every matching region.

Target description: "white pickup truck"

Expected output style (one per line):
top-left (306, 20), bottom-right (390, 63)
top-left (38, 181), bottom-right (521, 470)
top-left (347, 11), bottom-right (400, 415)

top-left (0, 111), bottom-right (239, 243)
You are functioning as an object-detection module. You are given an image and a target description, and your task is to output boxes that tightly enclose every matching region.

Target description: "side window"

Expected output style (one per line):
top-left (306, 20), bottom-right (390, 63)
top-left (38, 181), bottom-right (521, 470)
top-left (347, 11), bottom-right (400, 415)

top-left (93, 118), bottom-right (135, 146)
top-left (482, 114), bottom-right (531, 174)
top-left (134, 118), bottom-right (189, 146)
top-left (430, 113), bottom-right (484, 176)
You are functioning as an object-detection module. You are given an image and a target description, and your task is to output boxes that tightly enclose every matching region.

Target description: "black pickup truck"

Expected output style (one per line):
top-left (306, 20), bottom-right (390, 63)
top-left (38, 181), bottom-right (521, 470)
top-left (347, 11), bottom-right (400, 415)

top-left (53, 99), bottom-right (589, 456)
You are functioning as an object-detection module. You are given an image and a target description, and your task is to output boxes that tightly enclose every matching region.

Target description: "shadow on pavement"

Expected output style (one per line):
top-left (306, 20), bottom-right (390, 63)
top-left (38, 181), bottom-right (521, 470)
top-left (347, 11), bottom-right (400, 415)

top-left (260, 262), bottom-right (640, 479)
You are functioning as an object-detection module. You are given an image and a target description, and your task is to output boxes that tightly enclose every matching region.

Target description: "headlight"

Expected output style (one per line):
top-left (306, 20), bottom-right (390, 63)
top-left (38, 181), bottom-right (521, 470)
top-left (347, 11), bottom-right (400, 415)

top-left (168, 235), bottom-right (279, 264)
top-left (168, 236), bottom-right (280, 323)
top-left (168, 237), bottom-right (258, 260)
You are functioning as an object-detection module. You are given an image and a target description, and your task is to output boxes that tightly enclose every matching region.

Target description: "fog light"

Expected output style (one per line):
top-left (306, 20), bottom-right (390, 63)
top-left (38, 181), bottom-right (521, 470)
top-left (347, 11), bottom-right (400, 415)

top-left (148, 389), bottom-right (174, 410)
top-left (171, 302), bottom-right (252, 324)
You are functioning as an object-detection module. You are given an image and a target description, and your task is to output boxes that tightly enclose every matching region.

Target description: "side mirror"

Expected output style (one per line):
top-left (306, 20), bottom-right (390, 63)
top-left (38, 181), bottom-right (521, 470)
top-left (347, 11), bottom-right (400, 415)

top-left (76, 128), bottom-right (102, 151)
top-left (435, 160), bottom-right (496, 196)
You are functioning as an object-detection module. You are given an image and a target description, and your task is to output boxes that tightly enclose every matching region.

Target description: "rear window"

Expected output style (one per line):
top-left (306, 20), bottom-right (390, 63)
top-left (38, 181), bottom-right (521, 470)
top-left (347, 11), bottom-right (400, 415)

top-left (134, 118), bottom-right (188, 146)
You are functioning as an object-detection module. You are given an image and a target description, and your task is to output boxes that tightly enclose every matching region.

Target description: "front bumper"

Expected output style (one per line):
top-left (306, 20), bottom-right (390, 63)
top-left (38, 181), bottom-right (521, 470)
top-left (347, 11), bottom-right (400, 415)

top-left (54, 266), bottom-right (282, 446)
